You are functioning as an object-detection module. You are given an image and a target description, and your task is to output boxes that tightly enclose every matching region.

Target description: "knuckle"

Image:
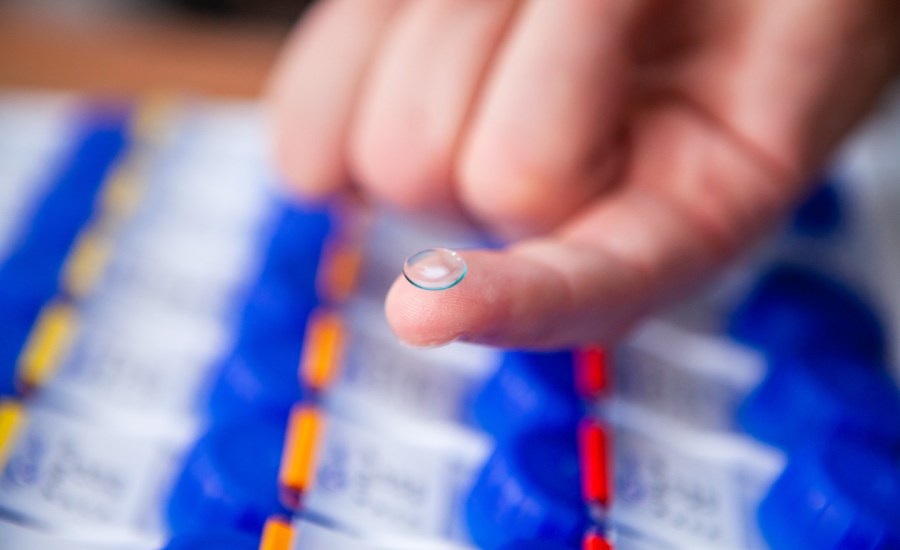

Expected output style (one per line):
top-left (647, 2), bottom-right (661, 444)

top-left (459, 135), bottom-right (560, 232)
top-left (350, 115), bottom-right (452, 208)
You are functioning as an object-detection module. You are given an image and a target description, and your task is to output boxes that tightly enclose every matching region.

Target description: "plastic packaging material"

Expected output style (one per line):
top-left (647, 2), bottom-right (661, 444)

top-left (300, 301), bottom-right (498, 441)
top-left (208, 282), bottom-right (315, 422)
top-left (466, 426), bottom-right (588, 550)
top-left (0, 405), bottom-right (185, 543)
top-left (727, 264), bottom-right (886, 362)
top-left (738, 352), bottom-right (900, 451)
top-left (204, 205), bottom-right (331, 425)
top-left (28, 165), bottom-right (279, 429)
top-left (0, 518), bottom-right (152, 550)
top-left (261, 516), bottom-right (476, 550)
top-left (496, 541), bottom-right (579, 550)
top-left (790, 178), bottom-right (843, 237)
top-left (609, 408), bottom-right (780, 550)
top-left (235, 277), bottom-right (318, 350)
top-left (32, 296), bottom-right (227, 436)
top-left (0, 110), bottom-right (129, 393)
top-left (467, 400), bottom-right (784, 550)
top-left (206, 330), bottom-right (307, 425)
top-left (166, 414), bottom-right (289, 536)
top-left (472, 351), bottom-right (581, 442)
top-left (613, 320), bottom-right (766, 435)
top-left (283, 410), bottom-right (489, 545)
top-left (0, 349), bottom-right (16, 397)
top-left (615, 260), bottom-right (895, 451)
top-left (258, 204), bottom-right (332, 293)
top-left (0, 98), bottom-right (72, 263)
top-left (758, 438), bottom-right (900, 550)
top-left (162, 532), bottom-right (259, 550)
top-left (166, 417), bottom-right (287, 535)
top-left (20, 107), bottom-right (130, 258)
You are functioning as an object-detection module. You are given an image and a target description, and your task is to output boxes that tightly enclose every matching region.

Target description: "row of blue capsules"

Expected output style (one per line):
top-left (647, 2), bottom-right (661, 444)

top-left (579, 97), bottom-right (900, 549)
top-left (454, 177), bottom-right (898, 550)
top-left (563, 174), bottom-right (900, 550)
top-left (169, 201), bottom-right (510, 549)
top-left (258, 206), bottom-right (527, 549)
top-left (1, 93), bottom-right (898, 550)
top-left (0, 93), bottom-right (128, 393)
top-left (0, 93), bottom-right (330, 549)
top-left (0, 94), bottom-right (592, 549)
top-left (242, 180), bottom-right (898, 546)
top-left (153, 87), bottom-right (899, 549)
top-left (453, 109), bottom-right (898, 549)
top-left (0, 95), bottom-right (132, 550)
top-left (0, 92), bottom-right (160, 547)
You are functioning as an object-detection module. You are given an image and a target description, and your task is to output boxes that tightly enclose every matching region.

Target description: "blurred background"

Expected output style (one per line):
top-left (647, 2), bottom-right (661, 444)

top-left (0, 0), bottom-right (315, 97)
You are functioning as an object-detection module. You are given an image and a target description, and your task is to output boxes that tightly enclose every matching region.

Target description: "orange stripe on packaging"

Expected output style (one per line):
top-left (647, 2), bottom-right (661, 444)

top-left (316, 239), bottom-right (364, 303)
top-left (279, 406), bottom-right (324, 504)
top-left (259, 516), bottom-right (295, 550)
top-left (300, 310), bottom-right (346, 392)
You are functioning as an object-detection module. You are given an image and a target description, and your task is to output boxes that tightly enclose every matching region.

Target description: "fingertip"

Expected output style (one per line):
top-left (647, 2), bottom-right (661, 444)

top-left (384, 249), bottom-right (574, 348)
top-left (385, 278), bottom-right (460, 348)
top-left (385, 262), bottom-right (481, 347)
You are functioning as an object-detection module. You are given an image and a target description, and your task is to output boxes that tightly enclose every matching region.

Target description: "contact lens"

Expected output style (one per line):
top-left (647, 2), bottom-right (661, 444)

top-left (403, 248), bottom-right (467, 291)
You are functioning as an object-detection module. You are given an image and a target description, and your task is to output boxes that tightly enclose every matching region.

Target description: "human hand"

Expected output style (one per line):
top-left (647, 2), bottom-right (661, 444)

top-left (268, 0), bottom-right (900, 348)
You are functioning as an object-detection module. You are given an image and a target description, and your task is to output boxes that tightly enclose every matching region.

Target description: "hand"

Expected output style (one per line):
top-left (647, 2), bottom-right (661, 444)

top-left (268, 0), bottom-right (900, 348)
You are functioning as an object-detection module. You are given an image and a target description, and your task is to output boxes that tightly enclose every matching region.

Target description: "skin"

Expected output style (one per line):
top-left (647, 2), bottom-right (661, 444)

top-left (268, 0), bottom-right (900, 349)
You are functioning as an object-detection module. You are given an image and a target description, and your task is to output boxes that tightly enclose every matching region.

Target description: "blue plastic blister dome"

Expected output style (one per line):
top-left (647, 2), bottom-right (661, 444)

top-left (790, 177), bottom-right (843, 237)
top-left (466, 426), bottom-right (587, 549)
top-left (728, 264), bottom-right (886, 362)
top-left (0, 110), bottom-right (129, 395)
top-left (258, 203), bottom-right (332, 291)
top-left (206, 341), bottom-right (305, 426)
top-left (166, 415), bottom-right (289, 536)
top-left (758, 438), bottom-right (900, 549)
top-left (204, 202), bottom-right (330, 424)
top-left (472, 351), bottom-right (581, 442)
top-left (0, 277), bottom-right (30, 394)
top-left (235, 278), bottom-right (317, 349)
top-left (738, 353), bottom-right (900, 450)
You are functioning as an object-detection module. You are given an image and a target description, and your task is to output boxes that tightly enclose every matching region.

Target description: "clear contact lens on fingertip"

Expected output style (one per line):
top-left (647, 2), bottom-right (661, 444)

top-left (403, 248), bottom-right (467, 291)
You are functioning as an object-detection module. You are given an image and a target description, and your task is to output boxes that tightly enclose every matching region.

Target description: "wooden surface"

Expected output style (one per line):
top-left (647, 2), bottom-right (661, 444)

top-left (0, 7), bottom-right (290, 98)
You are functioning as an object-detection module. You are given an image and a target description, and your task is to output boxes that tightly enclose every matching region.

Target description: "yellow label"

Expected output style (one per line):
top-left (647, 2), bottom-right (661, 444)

top-left (98, 165), bottom-right (144, 220)
top-left (62, 230), bottom-right (112, 298)
top-left (18, 302), bottom-right (77, 389)
top-left (0, 401), bottom-right (25, 471)
top-left (98, 94), bottom-right (173, 218)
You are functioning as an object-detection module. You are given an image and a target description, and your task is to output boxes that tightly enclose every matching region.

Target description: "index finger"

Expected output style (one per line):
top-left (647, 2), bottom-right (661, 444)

top-left (386, 105), bottom-right (796, 348)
